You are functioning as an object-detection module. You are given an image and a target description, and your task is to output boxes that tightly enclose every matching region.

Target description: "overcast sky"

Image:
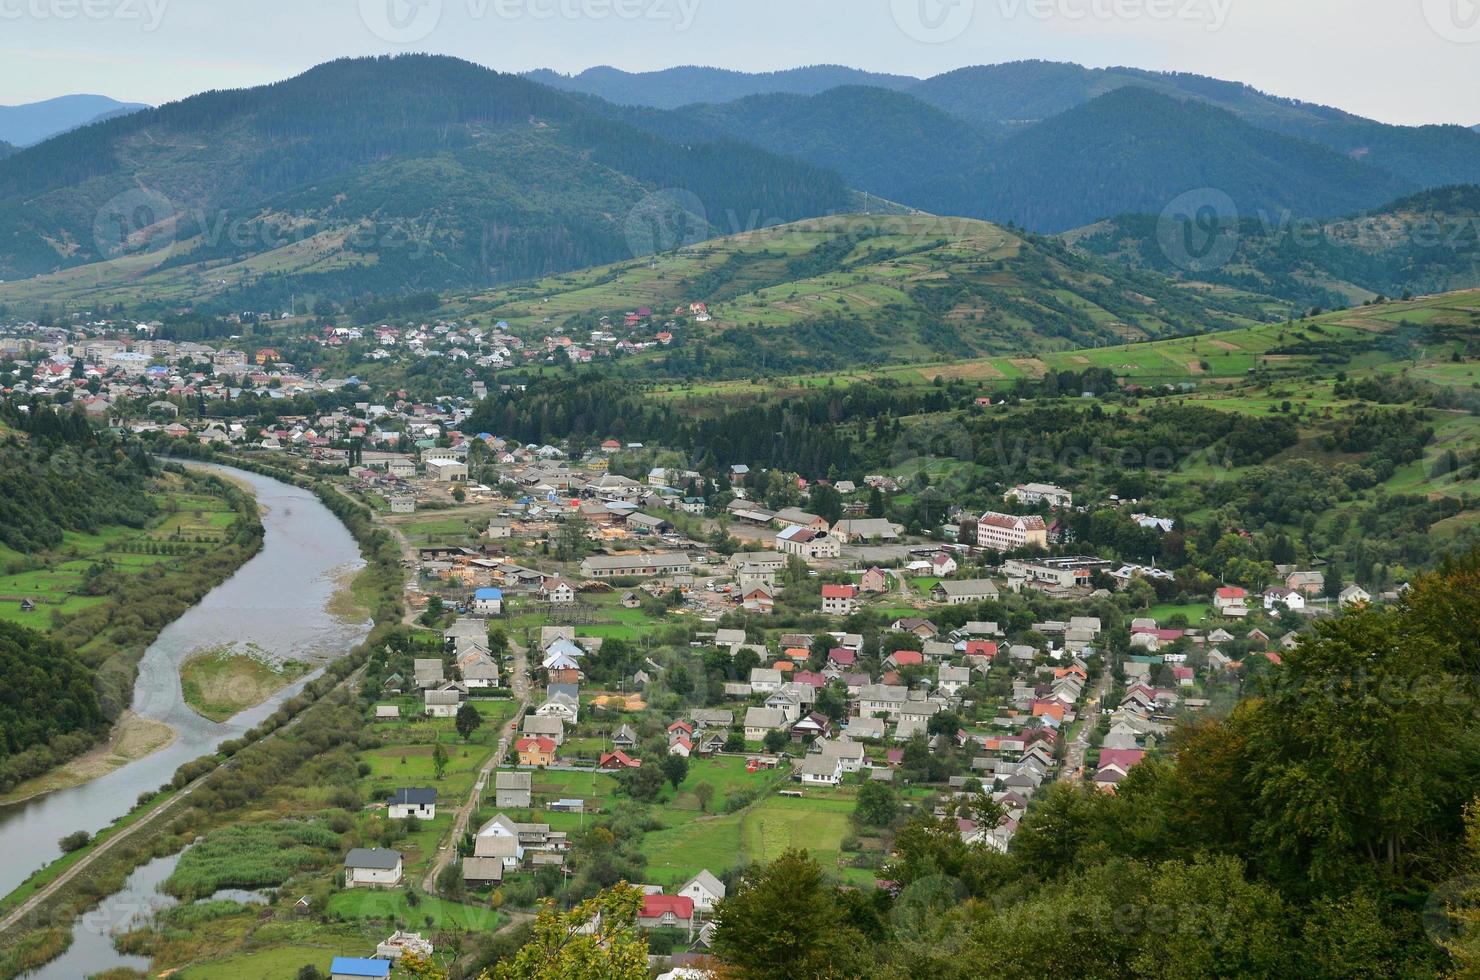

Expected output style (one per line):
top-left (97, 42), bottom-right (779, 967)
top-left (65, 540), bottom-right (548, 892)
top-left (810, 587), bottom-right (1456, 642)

top-left (1, 0), bottom-right (1476, 126)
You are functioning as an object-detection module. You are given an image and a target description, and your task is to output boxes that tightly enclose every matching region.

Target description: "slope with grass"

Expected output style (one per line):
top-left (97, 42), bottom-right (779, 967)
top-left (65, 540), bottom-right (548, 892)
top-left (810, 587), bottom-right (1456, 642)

top-left (453, 213), bottom-right (1284, 376)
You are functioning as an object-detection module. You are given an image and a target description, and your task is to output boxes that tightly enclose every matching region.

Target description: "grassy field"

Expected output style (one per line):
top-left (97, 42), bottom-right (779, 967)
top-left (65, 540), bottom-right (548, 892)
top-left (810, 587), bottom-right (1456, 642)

top-left (326, 889), bottom-right (500, 932)
top-left (0, 475), bottom-right (242, 625)
top-left (180, 647), bottom-right (308, 722)
top-left (640, 778), bottom-right (863, 888)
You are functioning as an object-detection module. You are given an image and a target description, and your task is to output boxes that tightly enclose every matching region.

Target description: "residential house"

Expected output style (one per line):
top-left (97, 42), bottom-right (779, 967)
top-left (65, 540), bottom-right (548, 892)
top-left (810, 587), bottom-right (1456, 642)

top-left (516, 737), bottom-right (557, 767)
top-left (638, 894), bottom-right (695, 934)
top-left (679, 870), bottom-right (727, 914)
top-left (860, 567), bottom-right (891, 593)
top-left (472, 587), bottom-right (503, 616)
top-left (821, 584), bottom-right (859, 615)
top-left (345, 848), bottom-right (404, 888)
top-left (423, 687), bottom-right (461, 718)
top-left (744, 707), bottom-right (787, 740)
top-left (388, 788), bottom-right (437, 820)
top-left (797, 753), bottom-right (844, 786)
top-left (331, 958), bottom-right (392, 980)
top-left (495, 771), bottom-right (532, 808)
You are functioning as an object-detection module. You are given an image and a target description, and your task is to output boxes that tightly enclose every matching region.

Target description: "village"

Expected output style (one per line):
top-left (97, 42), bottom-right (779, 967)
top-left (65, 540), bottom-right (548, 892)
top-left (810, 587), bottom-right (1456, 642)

top-left (0, 313), bottom-right (1392, 977)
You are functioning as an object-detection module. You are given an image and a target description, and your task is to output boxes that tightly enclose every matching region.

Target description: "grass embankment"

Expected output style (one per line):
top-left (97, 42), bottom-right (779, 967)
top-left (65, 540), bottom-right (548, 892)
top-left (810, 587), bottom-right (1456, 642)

top-left (0, 712), bottom-right (174, 806)
top-left (180, 648), bottom-right (308, 723)
top-left (0, 457), bottom-right (405, 979)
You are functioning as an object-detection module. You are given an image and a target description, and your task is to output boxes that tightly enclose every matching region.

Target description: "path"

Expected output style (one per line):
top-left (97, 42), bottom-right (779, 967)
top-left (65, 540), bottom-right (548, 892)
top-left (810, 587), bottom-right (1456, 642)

top-left (0, 664), bottom-right (367, 938)
top-left (423, 637), bottom-right (531, 894)
top-left (1060, 666), bottom-right (1114, 783)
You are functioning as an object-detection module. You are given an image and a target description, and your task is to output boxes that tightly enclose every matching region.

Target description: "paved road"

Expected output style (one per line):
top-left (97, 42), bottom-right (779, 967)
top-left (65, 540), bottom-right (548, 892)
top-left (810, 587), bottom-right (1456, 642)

top-left (422, 638), bottom-right (530, 895)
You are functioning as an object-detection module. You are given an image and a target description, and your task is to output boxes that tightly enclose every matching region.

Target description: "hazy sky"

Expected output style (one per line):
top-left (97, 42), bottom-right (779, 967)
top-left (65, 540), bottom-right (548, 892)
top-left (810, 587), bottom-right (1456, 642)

top-left (0, 0), bottom-right (1476, 125)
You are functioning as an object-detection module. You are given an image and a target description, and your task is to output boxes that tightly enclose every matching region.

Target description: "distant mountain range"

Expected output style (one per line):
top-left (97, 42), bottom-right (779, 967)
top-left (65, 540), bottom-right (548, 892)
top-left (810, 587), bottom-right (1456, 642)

top-left (1, 56), bottom-right (1477, 314)
top-left (0, 56), bottom-right (846, 309)
top-left (0, 140), bottom-right (14, 161)
top-left (524, 64), bottom-right (917, 108)
top-left (0, 94), bottom-right (148, 147)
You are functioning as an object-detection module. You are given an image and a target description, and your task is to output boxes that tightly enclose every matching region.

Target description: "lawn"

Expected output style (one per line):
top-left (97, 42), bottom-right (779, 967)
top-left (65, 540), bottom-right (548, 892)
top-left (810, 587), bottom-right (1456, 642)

top-left (1147, 602), bottom-right (1213, 625)
top-left (179, 647), bottom-right (307, 722)
top-left (176, 944), bottom-right (345, 980)
top-left (640, 785), bottom-right (860, 887)
top-left (327, 889), bottom-right (499, 932)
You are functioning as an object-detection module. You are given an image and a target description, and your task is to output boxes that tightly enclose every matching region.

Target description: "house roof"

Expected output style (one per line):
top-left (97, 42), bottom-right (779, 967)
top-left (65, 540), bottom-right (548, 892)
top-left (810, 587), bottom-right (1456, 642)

top-left (683, 869), bottom-right (726, 898)
top-left (331, 957), bottom-right (392, 978)
top-left (642, 894), bottom-right (695, 919)
top-left (390, 787), bottom-right (437, 806)
top-left (345, 848), bottom-right (402, 870)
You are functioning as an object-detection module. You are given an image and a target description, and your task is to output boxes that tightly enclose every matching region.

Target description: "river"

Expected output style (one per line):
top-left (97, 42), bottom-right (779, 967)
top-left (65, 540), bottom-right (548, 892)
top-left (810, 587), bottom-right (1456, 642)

top-left (0, 464), bottom-right (372, 898)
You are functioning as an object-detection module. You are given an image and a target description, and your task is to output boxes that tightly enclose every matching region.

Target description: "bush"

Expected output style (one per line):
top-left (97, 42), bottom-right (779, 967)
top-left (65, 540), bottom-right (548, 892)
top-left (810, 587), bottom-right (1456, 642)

top-left (59, 830), bottom-right (91, 853)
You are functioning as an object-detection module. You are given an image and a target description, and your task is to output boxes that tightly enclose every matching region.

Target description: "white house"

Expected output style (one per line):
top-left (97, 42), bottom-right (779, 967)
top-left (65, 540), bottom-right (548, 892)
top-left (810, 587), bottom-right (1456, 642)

top-left (345, 848), bottom-right (404, 888)
top-left (1263, 587), bottom-right (1306, 612)
top-left (472, 588), bottom-right (503, 616)
top-left (388, 788), bottom-right (437, 821)
top-left (679, 870), bottom-right (727, 913)
top-left (797, 753), bottom-right (843, 786)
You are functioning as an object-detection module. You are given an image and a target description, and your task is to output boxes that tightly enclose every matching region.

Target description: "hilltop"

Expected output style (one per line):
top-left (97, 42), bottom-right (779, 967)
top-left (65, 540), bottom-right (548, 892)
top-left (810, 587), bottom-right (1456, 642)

top-left (1067, 184), bottom-right (1480, 309)
top-left (442, 213), bottom-right (1285, 376)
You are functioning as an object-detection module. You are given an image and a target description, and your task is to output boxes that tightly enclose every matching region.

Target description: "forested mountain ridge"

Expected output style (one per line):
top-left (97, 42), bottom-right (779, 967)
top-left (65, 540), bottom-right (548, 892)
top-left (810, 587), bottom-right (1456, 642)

top-left (1067, 183), bottom-right (1480, 309)
top-left (554, 60), bottom-right (1480, 192)
top-left (523, 64), bottom-right (918, 107)
top-left (0, 55), bottom-right (849, 303)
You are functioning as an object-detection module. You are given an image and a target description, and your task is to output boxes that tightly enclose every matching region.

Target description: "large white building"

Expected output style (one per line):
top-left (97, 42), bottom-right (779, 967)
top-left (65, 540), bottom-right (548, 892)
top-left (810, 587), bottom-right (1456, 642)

top-left (974, 512), bottom-right (1048, 552)
top-left (1004, 483), bottom-right (1073, 508)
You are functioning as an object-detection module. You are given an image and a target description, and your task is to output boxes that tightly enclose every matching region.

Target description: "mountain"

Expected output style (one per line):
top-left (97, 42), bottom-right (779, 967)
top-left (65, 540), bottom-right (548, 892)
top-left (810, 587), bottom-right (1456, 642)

top-left (966, 88), bottom-right (1415, 232)
top-left (443, 213), bottom-right (1287, 377)
top-left (0, 94), bottom-right (148, 147)
top-left (523, 64), bottom-right (916, 108)
top-left (546, 61), bottom-right (1480, 193)
top-left (0, 140), bottom-right (13, 161)
top-left (0, 55), bottom-right (849, 311)
top-left (611, 86), bottom-right (998, 215)
top-left (912, 63), bottom-right (1480, 190)
top-left (1066, 184), bottom-right (1480, 310)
